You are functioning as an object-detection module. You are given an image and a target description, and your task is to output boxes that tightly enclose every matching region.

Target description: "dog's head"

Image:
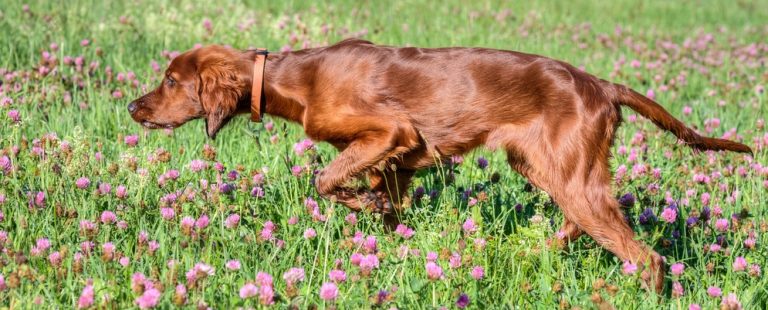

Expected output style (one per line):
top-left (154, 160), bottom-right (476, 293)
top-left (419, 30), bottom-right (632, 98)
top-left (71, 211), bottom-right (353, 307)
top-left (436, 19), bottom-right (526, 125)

top-left (128, 45), bottom-right (252, 139)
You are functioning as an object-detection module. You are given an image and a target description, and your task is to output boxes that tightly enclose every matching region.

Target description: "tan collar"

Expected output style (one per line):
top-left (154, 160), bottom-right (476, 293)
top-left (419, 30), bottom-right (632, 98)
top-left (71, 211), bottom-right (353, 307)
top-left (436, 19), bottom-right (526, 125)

top-left (250, 48), bottom-right (269, 122)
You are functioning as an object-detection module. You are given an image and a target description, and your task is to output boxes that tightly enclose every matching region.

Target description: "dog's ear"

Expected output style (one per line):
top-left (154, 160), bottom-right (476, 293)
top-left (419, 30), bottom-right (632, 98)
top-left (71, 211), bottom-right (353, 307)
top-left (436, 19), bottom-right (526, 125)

top-left (198, 62), bottom-right (242, 139)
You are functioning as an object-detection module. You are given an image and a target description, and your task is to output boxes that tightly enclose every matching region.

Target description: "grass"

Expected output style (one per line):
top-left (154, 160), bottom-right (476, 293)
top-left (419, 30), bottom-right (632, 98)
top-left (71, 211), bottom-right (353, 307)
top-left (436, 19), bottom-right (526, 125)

top-left (0, 0), bottom-right (767, 308)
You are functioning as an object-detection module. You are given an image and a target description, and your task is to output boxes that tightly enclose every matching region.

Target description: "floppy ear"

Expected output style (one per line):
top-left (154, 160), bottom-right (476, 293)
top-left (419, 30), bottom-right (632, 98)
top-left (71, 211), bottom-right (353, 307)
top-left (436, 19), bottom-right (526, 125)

top-left (199, 63), bottom-right (243, 139)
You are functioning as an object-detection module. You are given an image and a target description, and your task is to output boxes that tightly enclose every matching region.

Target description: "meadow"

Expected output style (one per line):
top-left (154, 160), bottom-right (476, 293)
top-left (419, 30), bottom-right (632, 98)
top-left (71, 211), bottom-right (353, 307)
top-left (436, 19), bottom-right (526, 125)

top-left (0, 0), bottom-right (767, 308)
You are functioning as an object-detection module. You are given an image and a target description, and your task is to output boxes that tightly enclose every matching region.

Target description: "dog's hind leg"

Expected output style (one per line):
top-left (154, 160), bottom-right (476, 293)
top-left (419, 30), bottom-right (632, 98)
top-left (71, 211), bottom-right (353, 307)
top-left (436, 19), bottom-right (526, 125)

top-left (557, 169), bottom-right (665, 293)
top-left (497, 122), bottom-right (664, 293)
top-left (549, 217), bottom-right (584, 249)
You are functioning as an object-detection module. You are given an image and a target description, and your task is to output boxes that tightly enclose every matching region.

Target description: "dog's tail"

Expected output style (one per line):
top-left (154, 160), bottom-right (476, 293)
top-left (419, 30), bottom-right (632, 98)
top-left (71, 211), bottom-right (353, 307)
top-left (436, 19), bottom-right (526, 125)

top-left (612, 83), bottom-right (752, 154)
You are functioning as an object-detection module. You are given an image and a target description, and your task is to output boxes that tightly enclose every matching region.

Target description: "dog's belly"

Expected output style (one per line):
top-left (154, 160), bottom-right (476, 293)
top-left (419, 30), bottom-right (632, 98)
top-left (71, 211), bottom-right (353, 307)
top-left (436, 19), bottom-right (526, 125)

top-left (391, 123), bottom-right (489, 170)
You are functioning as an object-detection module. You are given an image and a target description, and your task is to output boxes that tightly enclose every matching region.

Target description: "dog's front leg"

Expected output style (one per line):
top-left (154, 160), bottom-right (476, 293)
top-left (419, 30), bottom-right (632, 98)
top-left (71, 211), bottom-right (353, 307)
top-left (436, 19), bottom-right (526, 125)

top-left (368, 167), bottom-right (415, 208)
top-left (368, 167), bottom-right (416, 228)
top-left (313, 117), bottom-right (419, 214)
top-left (315, 129), bottom-right (400, 213)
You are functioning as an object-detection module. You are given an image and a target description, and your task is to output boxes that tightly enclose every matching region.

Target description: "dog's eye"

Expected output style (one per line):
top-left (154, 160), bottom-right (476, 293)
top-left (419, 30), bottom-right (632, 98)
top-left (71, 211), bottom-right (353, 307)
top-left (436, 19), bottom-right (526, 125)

top-left (166, 77), bottom-right (176, 87)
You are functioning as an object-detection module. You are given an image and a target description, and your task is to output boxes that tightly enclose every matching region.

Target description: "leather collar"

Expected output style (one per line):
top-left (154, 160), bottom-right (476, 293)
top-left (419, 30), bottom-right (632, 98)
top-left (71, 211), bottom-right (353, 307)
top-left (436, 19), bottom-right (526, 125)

top-left (250, 48), bottom-right (268, 122)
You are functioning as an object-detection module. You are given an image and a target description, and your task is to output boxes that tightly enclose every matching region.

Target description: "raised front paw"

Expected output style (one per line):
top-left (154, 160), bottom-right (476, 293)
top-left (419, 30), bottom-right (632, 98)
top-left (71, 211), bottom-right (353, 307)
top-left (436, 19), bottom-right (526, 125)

top-left (314, 169), bottom-right (337, 196)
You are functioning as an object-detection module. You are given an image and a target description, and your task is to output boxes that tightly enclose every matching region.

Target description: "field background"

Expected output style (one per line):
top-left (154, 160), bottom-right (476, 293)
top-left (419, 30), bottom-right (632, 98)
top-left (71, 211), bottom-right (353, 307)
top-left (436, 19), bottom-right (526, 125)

top-left (1, 0), bottom-right (767, 309)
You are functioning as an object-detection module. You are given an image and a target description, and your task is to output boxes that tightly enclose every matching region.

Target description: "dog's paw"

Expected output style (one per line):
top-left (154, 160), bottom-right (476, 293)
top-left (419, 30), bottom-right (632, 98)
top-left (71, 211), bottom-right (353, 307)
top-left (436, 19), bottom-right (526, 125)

top-left (640, 253), bottom-right (666, 294)
top-left (314, 169), bottom-right (336, 196)
top-left (365, 191), bottom-right (394, 214)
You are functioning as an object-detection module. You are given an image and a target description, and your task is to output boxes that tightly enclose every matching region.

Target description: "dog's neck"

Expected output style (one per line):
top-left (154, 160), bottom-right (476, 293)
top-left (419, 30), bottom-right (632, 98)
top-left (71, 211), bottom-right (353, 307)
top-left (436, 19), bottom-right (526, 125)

top-left (240, 50), bottom-right (308, 126)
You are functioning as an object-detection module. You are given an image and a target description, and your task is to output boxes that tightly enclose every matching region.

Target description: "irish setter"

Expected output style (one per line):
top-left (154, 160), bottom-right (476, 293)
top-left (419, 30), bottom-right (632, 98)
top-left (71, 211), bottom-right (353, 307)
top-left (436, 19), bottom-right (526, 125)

top-left (128, 39), bottom-right (752, 293)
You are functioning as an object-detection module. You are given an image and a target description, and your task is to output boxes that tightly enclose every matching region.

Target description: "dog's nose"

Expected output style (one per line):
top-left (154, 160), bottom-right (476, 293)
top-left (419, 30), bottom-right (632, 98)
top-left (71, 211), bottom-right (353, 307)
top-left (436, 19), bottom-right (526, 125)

top-left (127, 102), bottom-right (138, 114)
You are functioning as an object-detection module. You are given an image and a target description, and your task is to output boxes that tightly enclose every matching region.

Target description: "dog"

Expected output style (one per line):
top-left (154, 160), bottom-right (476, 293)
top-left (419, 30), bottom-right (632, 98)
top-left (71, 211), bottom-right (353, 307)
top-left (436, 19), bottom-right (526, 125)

top-left (128, 38), bottom-right (752, 292)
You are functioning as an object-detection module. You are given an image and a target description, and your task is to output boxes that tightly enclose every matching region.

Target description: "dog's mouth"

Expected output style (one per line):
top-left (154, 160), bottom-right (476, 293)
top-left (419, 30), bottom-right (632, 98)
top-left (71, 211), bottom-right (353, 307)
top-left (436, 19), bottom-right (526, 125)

top-left (141, 120), bottom-right (175, 129)
top-left (138, 115), bottom-right (201, 130)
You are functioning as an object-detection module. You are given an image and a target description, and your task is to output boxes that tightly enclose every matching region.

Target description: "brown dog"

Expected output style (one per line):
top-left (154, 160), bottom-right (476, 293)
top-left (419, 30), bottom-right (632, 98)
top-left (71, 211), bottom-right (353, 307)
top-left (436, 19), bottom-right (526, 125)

top-left (128, 39), bottom-right (751, 292)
